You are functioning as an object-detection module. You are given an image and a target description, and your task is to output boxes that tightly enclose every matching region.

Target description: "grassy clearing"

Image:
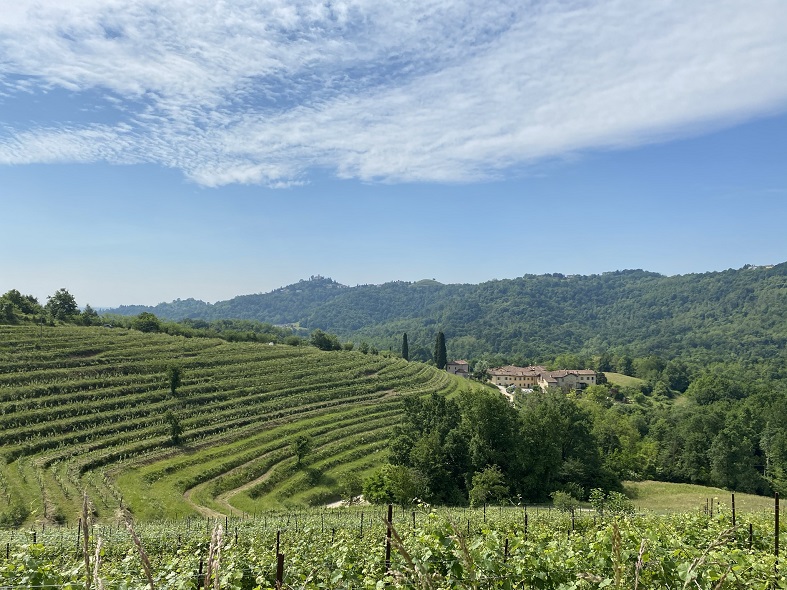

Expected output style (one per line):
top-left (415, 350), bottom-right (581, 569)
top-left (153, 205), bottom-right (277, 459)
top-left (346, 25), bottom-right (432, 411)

top-left (604, 372), bottom-right (645, 387)
top-left (624, 480), bottom-right (775, 513)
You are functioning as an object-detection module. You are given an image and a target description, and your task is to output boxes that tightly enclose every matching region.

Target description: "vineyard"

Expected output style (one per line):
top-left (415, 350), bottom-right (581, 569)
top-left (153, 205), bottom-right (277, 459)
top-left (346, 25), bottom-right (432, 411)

top-left (1, 502), bottom-right (786, 588)
top-left (0, 325), bottom-right (472, 523)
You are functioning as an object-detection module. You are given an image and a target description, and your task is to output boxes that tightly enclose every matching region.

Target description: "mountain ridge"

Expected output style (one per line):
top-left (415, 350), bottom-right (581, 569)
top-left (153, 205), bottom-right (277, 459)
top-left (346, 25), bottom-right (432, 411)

top-left (104, 263), bottom-right (787, 364)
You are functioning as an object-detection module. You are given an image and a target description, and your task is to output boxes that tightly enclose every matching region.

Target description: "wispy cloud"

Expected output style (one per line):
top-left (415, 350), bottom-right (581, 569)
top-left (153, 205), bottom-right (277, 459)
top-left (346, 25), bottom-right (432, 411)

top-left (1, 0), bottom-right (785, 186)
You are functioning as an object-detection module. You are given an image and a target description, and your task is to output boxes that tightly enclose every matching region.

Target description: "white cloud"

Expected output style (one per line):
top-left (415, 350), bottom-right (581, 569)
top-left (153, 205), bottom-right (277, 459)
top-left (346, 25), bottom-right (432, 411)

top-left (0, 0), bottom-right (785, 185)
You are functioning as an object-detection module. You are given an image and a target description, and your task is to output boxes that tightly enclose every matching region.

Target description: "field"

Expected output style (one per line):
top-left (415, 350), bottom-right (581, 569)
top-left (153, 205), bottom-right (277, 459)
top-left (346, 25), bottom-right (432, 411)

top-left (625, 481), bottom-right (775, 514)
top-left (0, 325), bottom-right (473, 523)
top-left (602, 372), bottom-right (645, 388)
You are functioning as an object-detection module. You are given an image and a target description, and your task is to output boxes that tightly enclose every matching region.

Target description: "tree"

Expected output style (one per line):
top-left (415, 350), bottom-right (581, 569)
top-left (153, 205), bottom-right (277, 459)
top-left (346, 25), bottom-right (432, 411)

top-left (469, 465), bottom-right (509, 507)
top-left (471, 360), bottom-right (490, 382)
top-left (402, 333), bottom-right (409, 361)
top-left (434, 331), bottom-right (447, 370)
top-left (363, 464), bottom-right (427, 506)
top-left (46, 288), bottom-right (78, 321)
top-left (338, 472), bottom-right (364, 505)
top-left (132, 312), bottom-right (161, 333)
top-left (310, 329), bottom-right (341, 351)
top-left (80, 304), bottom-right (100, 326)
top-left (166, 364), bottom-right (183, 396)
top-left (291, 435), bottom-right (313, 467)
top-left (164, 410), bottom-right (183, 445)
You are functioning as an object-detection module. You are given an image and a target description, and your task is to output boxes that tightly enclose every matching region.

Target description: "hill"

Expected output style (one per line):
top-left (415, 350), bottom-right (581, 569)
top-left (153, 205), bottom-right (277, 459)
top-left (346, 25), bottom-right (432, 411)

top-left (0, 325), bottom-right (472, 523)
top-left (104, 264), bottom-right (787, 365)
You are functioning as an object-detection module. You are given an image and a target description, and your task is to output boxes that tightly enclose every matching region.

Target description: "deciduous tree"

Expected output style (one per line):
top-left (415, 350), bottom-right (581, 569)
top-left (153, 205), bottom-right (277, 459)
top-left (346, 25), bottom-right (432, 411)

top-left (46, 288), bottom-right (78, 321)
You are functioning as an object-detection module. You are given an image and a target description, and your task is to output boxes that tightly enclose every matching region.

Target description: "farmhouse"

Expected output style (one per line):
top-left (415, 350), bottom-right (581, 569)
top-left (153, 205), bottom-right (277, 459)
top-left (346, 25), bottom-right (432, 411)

top-left (488, 365), bottom-right (596, 390)
top-left (446, 360), bottom-right (470, 377)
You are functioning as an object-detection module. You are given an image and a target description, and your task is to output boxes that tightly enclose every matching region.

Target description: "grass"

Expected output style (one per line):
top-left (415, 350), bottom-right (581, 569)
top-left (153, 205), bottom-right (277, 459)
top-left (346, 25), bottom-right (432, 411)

top-left (624, 480), bottom-right (776, 513)
top-left (604, 372), bottom-right (645, 387)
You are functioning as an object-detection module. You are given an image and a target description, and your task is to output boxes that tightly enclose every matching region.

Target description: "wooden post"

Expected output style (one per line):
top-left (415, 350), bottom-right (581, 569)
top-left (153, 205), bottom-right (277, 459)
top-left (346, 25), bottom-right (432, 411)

top-left (731, 493), bottom-right (736, 528)
top-left (504, 538), bottom-right (509, 563)
top-left (360, 512), bottom-right (364, 539)
top-left (776, 492), bottom-right (780, 561)
top-left (749, 523), bottom-right (754, 550)
top-left (276, 530), bottom-right (280, 557)
top-left (276, 553), bottom-right (284, 590)
top-left (385, 504), bottom-right (393, 572)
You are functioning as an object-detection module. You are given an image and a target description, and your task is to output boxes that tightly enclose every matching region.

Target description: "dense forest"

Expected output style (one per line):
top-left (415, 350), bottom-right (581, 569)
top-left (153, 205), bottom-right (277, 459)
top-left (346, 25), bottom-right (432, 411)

top-left (105, 264), bottom-right (787, 367)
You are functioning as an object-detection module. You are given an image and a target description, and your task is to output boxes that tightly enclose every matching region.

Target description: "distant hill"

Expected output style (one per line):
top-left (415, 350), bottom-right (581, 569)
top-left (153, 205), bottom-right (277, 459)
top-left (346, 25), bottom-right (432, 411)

top-left (106, 264), bottom-right (787, 364)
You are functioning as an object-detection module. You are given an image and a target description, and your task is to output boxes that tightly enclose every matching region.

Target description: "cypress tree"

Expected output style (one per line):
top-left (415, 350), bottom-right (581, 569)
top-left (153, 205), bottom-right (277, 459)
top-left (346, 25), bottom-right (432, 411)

top-left (402, 333), bottom-right (409, 361)
top-left (434, 331), bottom-right (447, 369)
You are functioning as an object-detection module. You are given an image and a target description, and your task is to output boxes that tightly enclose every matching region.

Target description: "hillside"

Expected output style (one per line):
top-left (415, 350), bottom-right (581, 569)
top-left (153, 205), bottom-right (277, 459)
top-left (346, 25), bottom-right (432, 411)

top-left (0, 325), bottom-right (472, 523)
top-left (105, 264), bottom-right (787, 364)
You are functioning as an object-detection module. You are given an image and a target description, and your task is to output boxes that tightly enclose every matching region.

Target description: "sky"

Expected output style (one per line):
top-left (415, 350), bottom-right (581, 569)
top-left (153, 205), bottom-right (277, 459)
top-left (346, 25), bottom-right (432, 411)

top-left (1, 1), bottom-right (786, 308)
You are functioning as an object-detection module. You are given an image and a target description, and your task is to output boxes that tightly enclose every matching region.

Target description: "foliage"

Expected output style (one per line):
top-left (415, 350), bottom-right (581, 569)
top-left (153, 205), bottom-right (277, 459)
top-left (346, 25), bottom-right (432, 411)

top-left (101, 264), bottom-right (787, 371)
top-left (469, 465), bottom-right (508, 507)
top-left (291, 435), bottom-right (313, 466)
top-left (550, 490), bottom-right (579, 513)
top-left (131, 311), bottom-right (161, 332)
top-left (434, 331), bottom-right (447, 369)
top-left (45, 288), bottom-right (78, 321)
top-left (164, 410), bottom-right (182, 445)
top-left (3, 505), bottom-right (783, 589)
top-left (589, 488), bottom-right (634, 516)
top-left (310, 328), bottom-right (342, 351)
top-left (166, 363), bottom-right (182, 395)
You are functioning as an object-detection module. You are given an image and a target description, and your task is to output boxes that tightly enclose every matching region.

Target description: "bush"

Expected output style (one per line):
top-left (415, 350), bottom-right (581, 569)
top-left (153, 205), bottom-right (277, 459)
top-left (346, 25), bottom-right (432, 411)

top-left (0, 503), bottom-right (30, 527)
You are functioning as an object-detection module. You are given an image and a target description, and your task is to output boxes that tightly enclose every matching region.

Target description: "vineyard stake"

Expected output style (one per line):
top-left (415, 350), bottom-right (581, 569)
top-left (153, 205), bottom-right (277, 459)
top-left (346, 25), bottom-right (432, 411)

top-left (731, 493), bottom-right (736, 527)
top-left (749, 523), bottom-right (753, 550)
top-left (776, 492), bottom-right (780, 562)
top-left (276, 552), bottom-right (285, 590)
top-left (276, 530), bottom-right (280, 557)
top-left (385, 504), bottom-right (393, 572)
top-left (504, 538), bottom-right (509, 563)
top-left (360, 512), bottom-right (364, 539)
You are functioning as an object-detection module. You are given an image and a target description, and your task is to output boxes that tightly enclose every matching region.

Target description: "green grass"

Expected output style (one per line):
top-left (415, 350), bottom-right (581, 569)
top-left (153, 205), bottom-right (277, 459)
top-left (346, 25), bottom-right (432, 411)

top-left (624, 480), bottom-right (775, 513)
top-left (603, 372), bottom-right (645, 387)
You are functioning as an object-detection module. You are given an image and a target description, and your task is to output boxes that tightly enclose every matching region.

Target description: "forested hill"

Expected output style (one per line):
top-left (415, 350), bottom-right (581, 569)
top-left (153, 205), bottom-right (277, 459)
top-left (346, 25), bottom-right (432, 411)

top-left (107, 264), bottom-right (787, 363)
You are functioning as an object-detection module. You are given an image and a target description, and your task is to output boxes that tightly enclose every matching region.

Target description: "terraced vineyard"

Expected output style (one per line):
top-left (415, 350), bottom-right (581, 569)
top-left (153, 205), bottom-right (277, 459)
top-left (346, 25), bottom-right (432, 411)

top-left (0, 325), bottom-right (471, 523)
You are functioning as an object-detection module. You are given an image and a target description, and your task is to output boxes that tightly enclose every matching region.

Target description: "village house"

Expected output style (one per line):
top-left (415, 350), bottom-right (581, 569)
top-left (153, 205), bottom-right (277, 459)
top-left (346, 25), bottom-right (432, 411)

top-left (446, 360), bottom-right (470, 377)
top-left (487, 365), bottom-right (596, 391)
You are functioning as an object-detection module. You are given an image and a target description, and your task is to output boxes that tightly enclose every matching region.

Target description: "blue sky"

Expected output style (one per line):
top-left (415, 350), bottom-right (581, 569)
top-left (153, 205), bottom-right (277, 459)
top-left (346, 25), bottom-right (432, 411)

top-left (1, 1), bottom-right (786, 307)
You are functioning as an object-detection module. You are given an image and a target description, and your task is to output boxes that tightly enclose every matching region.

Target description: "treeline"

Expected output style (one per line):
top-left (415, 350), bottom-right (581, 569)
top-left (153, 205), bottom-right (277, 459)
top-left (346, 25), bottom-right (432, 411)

top-left (362, 361), bottom-right (787, 506)
top-left (102, 264), bottom-right (787, 366)
top-left (363, 389), bottom-right (618, 506)
top-left (0, 288), bottom-right (302, 344)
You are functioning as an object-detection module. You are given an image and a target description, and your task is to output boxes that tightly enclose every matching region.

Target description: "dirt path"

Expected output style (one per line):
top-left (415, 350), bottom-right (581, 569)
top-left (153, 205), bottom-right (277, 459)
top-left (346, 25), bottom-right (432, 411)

top-left (181, 449), bottom-right (286, 518)
top-left (497, 385), bottom-right (515, 403)
top-left (183, 485), bottom-right (224, 519)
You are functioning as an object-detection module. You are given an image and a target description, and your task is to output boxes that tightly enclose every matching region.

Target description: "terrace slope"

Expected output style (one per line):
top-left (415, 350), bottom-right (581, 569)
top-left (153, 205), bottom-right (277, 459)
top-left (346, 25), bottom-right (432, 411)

top-left (0, 325), bottom-right (470, 522)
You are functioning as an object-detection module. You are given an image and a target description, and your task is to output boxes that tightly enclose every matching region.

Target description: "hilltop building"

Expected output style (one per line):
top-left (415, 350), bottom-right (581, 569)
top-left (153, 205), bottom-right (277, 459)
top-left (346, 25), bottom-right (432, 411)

top-left (446, 360), bottom-right (470, 377)
top-left (488, 365), bottom-right (596, 391)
